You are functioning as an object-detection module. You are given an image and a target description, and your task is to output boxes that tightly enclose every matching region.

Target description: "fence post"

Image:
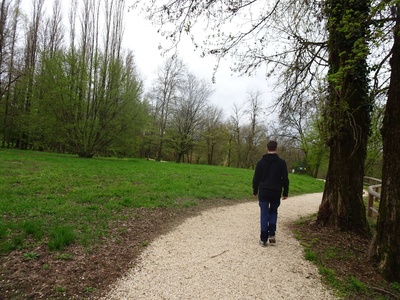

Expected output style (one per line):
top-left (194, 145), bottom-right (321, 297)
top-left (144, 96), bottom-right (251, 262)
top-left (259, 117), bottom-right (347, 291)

top-left (368, 193), bottom-right (373, 217)
top-left (365, 177), bottom-right (382, 217)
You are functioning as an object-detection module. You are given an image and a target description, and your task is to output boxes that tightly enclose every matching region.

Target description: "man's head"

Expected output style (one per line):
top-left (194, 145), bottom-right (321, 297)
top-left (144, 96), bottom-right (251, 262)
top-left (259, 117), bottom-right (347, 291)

top-left (267, 140), bottom-right (278, 152)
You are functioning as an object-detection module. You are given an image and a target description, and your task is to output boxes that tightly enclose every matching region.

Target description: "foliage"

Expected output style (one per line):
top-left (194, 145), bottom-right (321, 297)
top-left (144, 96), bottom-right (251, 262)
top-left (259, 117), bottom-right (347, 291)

top-left (0, 0), bottom-right (145, 158)
top-left (36, 50), bottom-right (144, 157)
top-left (23, 252), bottom-right (39, 260)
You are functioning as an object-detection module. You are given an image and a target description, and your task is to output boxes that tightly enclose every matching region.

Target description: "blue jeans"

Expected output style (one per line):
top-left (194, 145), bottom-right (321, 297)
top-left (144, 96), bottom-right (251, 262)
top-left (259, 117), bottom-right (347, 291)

top-left (258, 190), bottom-right (281, 242)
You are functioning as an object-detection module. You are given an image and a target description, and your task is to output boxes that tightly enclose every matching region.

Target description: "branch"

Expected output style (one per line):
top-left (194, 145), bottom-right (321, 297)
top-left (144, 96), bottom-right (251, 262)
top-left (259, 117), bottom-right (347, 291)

top-left (370, 286), bottom-right (400, 299)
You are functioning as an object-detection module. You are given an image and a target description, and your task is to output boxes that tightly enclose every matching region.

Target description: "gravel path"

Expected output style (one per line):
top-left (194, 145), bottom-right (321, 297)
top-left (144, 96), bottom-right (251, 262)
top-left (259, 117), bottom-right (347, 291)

top-left (103, 193), bottom-right (338, 299)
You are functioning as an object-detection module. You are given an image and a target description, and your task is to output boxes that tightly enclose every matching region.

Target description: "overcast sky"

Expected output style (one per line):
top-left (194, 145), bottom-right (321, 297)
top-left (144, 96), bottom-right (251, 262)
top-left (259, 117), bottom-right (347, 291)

top-left (123, 10), bottom-right (277, 119)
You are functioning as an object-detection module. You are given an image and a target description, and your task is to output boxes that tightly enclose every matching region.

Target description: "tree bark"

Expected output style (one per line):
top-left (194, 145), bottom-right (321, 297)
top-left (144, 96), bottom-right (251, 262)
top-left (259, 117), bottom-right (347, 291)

top-left (370, 3), bottom-right (400, 282)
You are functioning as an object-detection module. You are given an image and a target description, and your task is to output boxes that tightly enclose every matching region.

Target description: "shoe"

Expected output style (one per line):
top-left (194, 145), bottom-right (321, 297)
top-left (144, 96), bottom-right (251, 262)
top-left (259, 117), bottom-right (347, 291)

top-left (260, 240), bottom-right (267, 247)
top-left (269, 236), bottom-right (276, 244)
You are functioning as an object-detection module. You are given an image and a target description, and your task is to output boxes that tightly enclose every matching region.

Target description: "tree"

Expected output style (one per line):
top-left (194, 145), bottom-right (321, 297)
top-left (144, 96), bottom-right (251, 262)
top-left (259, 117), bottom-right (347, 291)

top-left (33, 0), bottom-right (143, 157)
top-left (42, 0), bottom-right (64, 56)
top-left (279, 93), bottom-right (313, 171)
top-left (17, 0), bottom-right (44, 150)
top-left (278, 81), bottom-right (329, 178)
top-left (369, 2), bottom-right (400, 282)
top-left (167, 73), bottom-right (212, 163)
top-left (228, 103), bottom-right (245, 168)
top-left (30, 0), bottom-right (65, 151)
top-left (102, 51), bottom-right (146, 157)
top-left (200, 104), bottom-right (226, 165)
top-left (0, 0), bottom-right (23, 148)
top-left (243, 90), bottom-right (265, 169)
top-left (148, 56), bottom-right (186, 161)
top-left (303, 119), bottom-right (329, 178)
top-left (316, 0), bottom-right (371, 233)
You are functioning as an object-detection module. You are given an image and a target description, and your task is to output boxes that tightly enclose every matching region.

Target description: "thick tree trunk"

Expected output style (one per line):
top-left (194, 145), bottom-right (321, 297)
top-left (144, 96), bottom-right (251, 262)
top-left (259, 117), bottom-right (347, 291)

top-left (371, 5), bottom-right (400, 282)
top-left (317, 0), bottom-right (370, 233)
top-left (318, 125), bottom-right (369, 232)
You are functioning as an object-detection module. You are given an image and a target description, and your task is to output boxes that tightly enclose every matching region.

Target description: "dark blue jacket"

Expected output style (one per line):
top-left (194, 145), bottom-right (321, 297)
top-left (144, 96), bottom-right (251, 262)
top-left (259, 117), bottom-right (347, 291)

top-left (252, 153), bottom-right (289, 197)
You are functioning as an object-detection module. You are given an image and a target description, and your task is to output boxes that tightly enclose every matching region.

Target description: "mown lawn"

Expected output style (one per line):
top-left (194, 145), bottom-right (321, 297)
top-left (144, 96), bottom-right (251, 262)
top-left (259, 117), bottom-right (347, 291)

top-left (0, 148), bottom-right (325, 254)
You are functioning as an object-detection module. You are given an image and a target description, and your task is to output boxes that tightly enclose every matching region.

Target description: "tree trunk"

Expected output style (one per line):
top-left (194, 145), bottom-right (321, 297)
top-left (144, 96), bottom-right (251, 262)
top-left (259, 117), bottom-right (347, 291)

top-left (226, 137), bottom-right (232, 167)
top-left (156, 138), bottom-right (164, 162)
top-left (370, 4), bottom-right (400, 282)
top-left (318, 128), bottom-right (369, 232)
top-left (317, 0), bottom-right (371, 233)
top-left (207, 142), bottom-right (213, 165)
top-left (176, 152), bottom-right (183, 163)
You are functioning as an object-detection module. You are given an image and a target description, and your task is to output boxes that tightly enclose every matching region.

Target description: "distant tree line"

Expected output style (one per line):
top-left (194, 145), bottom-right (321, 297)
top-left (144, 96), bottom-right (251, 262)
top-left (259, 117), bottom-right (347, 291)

top-left (0, 0), bottom-right (380, 177)
top-left (141, 55), bottom-right (272, 168)
top-left (1, 0), bottom-right (330, 173)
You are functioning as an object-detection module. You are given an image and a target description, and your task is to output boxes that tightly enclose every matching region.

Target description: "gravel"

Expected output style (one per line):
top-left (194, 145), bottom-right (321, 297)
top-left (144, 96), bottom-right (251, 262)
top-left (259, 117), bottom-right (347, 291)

top-left (102, 193), bottom-right (338, 299)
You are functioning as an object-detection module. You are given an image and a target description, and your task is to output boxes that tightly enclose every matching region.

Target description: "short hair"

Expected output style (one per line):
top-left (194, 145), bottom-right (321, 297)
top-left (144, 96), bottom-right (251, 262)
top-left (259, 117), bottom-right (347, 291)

top-left (267, 140), bottom-right (278, 151)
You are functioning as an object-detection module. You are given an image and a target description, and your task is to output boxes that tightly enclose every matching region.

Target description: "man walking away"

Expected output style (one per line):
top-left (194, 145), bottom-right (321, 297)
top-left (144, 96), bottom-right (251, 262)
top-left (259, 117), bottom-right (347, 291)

top-left (252, 140), bottom-right (289, 247)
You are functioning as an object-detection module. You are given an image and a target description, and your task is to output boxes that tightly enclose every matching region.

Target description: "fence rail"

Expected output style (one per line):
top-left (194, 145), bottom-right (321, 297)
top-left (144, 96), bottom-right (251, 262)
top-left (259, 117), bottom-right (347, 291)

top-left (364, 176), bottom-right (382, 217)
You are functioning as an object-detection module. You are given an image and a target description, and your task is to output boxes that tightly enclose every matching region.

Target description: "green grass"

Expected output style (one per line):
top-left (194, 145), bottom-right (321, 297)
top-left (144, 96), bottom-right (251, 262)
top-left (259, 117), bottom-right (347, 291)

top-left (0, 148), bottom-right (325, 254)
top-left (305, 248), bottom-right (318, 261)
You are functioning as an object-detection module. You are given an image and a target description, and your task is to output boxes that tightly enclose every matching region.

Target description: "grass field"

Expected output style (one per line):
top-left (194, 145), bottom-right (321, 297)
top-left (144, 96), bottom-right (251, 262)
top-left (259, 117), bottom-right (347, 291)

top-left (0, 148), bottom-right (325, 254)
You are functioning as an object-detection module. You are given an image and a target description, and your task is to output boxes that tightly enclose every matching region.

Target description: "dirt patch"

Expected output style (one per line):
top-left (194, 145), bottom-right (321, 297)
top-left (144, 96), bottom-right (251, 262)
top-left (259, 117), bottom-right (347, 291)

top-left (0, 199), bottom-right (241, 300)
top-left (290, 219), bottom-right (400, 300)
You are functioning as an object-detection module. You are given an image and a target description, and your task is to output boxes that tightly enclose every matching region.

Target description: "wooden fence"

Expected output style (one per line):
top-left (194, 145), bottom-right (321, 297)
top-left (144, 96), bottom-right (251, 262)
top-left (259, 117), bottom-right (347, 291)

top-left (364, 176), bottom-right (382, 217)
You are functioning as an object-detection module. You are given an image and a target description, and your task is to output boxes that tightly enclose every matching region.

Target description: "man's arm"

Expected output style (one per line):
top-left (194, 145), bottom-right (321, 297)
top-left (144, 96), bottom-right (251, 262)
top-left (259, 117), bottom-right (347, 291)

top-left (281, 161), bottom-right (289, 198)
top-left (252, 161), bottom-right (260, 196)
